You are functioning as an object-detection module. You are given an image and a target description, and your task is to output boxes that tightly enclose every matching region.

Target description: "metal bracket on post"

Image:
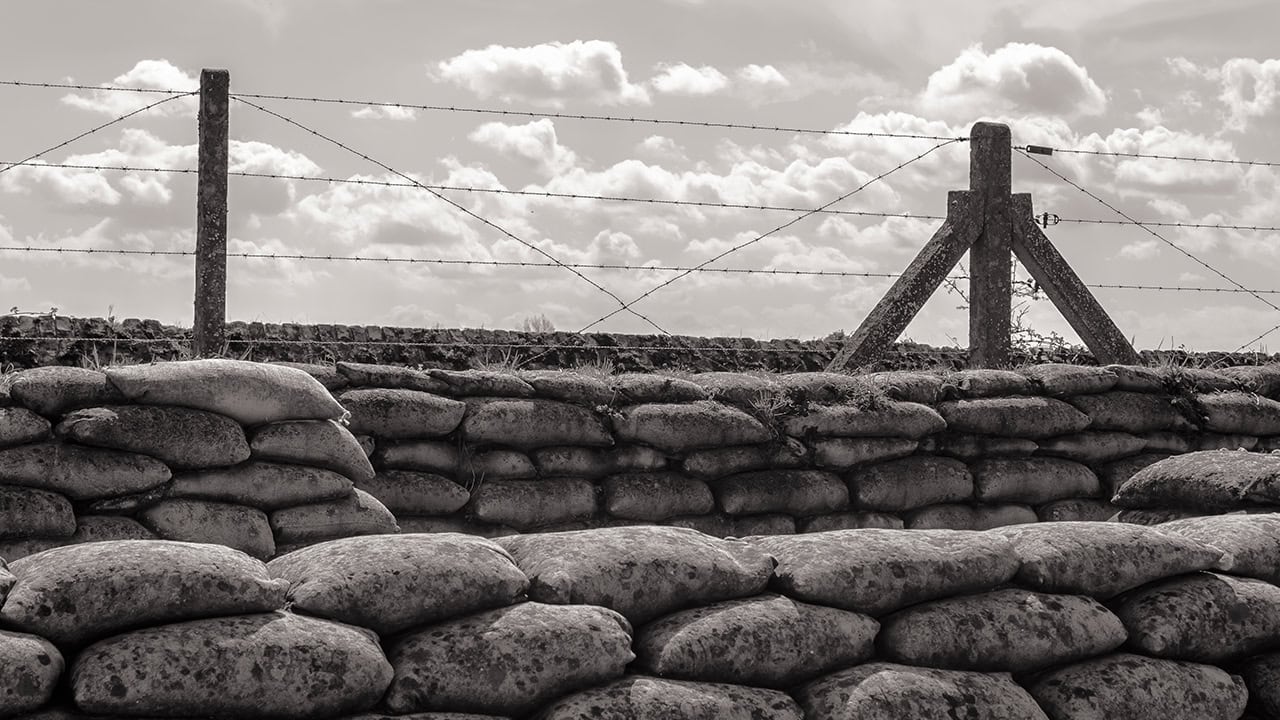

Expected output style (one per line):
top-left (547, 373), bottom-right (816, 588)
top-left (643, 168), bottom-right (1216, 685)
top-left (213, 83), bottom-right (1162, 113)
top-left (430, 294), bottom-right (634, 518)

top-left (194, 68), bottom-right (229, 357)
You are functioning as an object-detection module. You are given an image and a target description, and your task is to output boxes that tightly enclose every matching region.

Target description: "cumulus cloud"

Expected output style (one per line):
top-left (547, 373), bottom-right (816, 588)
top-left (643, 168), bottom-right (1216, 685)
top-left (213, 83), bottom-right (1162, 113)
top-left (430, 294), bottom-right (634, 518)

top-left (1219, 58), bottom-right (1280, 131)
top-left (920, 43), bottom-right (1107, 121)
top-left (736, 64), bottom-right (789, 89)
top-left (468, 119), bottom-right (579, 175)
top-left (436, 40), bottom-right (650, 106)
top-left (61, 59), bottom-right (199, 116)
top-left (650, 63), bottom-right (730, 96)
top-left (351, 105), bottom-right (418, 121)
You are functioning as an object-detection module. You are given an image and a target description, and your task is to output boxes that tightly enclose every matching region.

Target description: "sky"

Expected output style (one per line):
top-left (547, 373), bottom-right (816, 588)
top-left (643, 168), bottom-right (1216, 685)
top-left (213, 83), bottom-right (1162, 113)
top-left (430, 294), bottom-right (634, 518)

top-left (1, 0), bottom-right (1279, 353)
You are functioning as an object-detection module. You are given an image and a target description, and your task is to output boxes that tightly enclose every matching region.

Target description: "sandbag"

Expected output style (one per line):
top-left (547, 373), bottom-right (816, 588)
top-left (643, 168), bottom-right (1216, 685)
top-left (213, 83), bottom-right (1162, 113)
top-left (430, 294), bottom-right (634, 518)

top-left (863, 370), bottom-right (943, 404)
top-left (1113, 449), bottom-right (1280, 511)
top-left (601, 472), bottom-right (714, 521)
top-left (466, 479), bottom-right (595, 530)
top-left (734, 513), bottom-right (798, 535)
top-left (0, 407), bottom-right (50, 448)
top-left (140, 499), bottom-right (275, 559)
top-left (341, 388), bottom-right (466, 439)
top-left (461, 398), bottom-right (613, 448)
top-left (71, 611), bottom-right (391, 718)
top-left (1198, 432), bottom-right (1260, 451)
top-left (1157, 513), bottom-right (1280, 584)
top-left (1, 539), bottom-right (287, 646)
top-left (169, 461), bottom-right (354, 510)
top-left (268, 533), bottom-right (528, 635)
top-left (75, 481), bottom-right (170, 516)
top-left (1106, 364), bottom-right (1168, 392)
top-left (458, 448), bottom-right (536, 481)
top-left (270, 488), bottom-right (399, 545)
top-left (346, 714), bottom-right (509, 720)
top-left (0, 558), bottom-right (12, 601)
top-left (1034, 431), bottom-right (1148, 465)
top-left (941, 369), bottom-right (1033, 398)
top-left (1036, 498), bottom-right (1119, 522)
top-left (1111, 571), bottom-right (1280, 662)
top-left (611, 373), bottom-right (708, 403)
top-left (905, 503), bottom-right (1037, 530)
top-left (1067, 390), bottom-right (1190, 432)
top-left (1097, 452), bottom-right (1171, 497)
top-left (849, 456), bottom-right (972, 511)
top-left (681, 441), bottom-right (807, 478)
top-left (0, 629), bottom-right (63, 717)
top-left (394, 516), bottom-right (517, 539)
top-left (251, 419), bottom-right (376, 482)
top-left (533, 675), bottom-right (803, 720)
top-left (356, 470), bottom-right (468, 515)
top-left (1219, 364), bottom-right (1280, 396)
top-left (927, 433), bottom-right (1037, 459)
top-left (520, 369), bottom-right (615, 406)
top-left (1199, 391), bottom-right (1280, 435)
top-left (497, 526), bottom-right (773, 624)
top-left (1241, 652), bottom-right (1280, 718)
top-left (383, 601), bottom-right (633, 716)
top-left (634, 593), bottom-right (878, 687)
top-left (0, 538), bottom-right (65, 563)
top-left (878, 588), bottom-right (1126, 671)
top-left (1021, 363), bottom-right (1118, 396)
top-left (665, 514), bottom-right (734, 538)
top-left (712, 469), bottom-right (848, 516)
top-left (532, 445), bottom-right (667, 478)
top-left (270, 361), bottom-right (348, 391)
top-left (106, 359), bottom-right (346, 426)
top-left (6, 366), bottom-right (123, 417)
top-left (689, 371), bottom-right (781, 408)
top-left (936, 397), bottom-right (1091, 438)
top-left (377, 439), bottom-right (460, 474)
top-left (993, 521), bottom-right (1221, 597)
top-left (798, 511), bottom-right (902, 532)
top-left (425, 369), bottom-right (535, 397)
top-left (336, 361), bottom-right (450, 393)
top-left (783, 401), bottom-right (945, 439)
top-left (1027, 652), bottom-right (1247, 720)
top-left (611, 401), bottom-right (771, 453)
top-left (795, 662), bottom-right (1049, 720)
top-left (971, 457), bottom-right (1099, 505)
top-left (775, 372), bottom-right (874, 402)
top-left (56, 405), bottom-right (250, 469)
top-left (0, 441), bottom-right (170, 500)
top-left (1137, 432), bottom-right (1191, 454)
top-left (1111, 508), bottom-right (1209, 525)
top-left (70, 515), bottom-right (155, 542)
top-left (810, 437), bottom-right (917, 469)
top-left (0, 485), bottom-right (75, 539)
top-left (752, 528), bottom-right (1019, 616)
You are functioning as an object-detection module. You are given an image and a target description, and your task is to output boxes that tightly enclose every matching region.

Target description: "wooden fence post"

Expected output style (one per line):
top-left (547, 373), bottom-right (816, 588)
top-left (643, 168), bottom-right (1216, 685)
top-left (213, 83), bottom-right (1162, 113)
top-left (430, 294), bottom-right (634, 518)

top-left (194, 68), bottom-right (229, 357)
top-left (968, 121), bottom-right (1012, 368)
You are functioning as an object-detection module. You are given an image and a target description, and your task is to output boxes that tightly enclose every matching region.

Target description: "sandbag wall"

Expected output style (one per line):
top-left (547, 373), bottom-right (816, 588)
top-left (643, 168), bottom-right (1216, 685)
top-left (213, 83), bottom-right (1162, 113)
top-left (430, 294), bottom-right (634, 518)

top-left (5, 522), bottom-right (1280, 719)
top-left (0, 361), bottom-right (399, 561)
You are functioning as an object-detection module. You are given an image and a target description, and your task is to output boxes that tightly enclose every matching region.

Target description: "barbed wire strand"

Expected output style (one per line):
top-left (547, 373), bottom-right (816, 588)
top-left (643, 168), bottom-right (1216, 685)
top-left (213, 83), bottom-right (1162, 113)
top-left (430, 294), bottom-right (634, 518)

top-left (1024, 144), bottom-right (1279, 168)
top-left (0, 93), bottom-right (195, 177)
top-left (230, 95), bottom-right (671, 335)
top-left (576, 138), bottom-right (967, 335)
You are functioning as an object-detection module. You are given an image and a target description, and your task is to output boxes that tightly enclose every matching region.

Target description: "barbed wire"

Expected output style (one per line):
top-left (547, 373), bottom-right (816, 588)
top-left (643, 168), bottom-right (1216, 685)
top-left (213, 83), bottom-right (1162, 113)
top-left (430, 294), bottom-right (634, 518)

top-left (1022, 144), bottom-right (1279, 168)
top-left (232, 95), bottom-right (671, 335)
top-left (0, 80), bottom-right (193, 94)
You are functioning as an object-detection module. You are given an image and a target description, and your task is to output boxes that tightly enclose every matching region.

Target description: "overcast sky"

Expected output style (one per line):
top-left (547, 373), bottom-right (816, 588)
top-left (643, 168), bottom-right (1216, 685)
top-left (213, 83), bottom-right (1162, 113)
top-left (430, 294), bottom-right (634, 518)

top-left (2, 0), bottom-right (1279, 352)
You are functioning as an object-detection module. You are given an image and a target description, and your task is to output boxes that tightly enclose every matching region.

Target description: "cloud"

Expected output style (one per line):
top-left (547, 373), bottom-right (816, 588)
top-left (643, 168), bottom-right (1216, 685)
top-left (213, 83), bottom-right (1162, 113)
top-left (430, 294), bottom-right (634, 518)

top-left (1219, 58), bottom-right (1280, 131)
top-left (920, 43), bottom-right (1107, 121)
top-left (351, 105), bottom-right (418, 121)
top-left (650, 63), bottom-right (730, 96)
top-left (468, 119), bottom-right (579, 175)
top-left (436, 40), bottom-right (650, 107)
top-left (61, 59), bottom-right (199, 117)
top-left (737, 64), bottom-right (790, 90)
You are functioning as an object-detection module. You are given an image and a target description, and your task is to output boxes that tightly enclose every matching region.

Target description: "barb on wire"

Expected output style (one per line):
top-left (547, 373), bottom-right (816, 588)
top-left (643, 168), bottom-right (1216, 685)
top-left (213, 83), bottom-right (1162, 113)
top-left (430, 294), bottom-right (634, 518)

top-left (231, 95), bottom-right (670, 335)
top-left (0, 92), bottom-right (195, 177)
top-left (0, 80), bottom-right (191, 94)
top-left (576, 137), bottom-right (967, 334)
top-left (1020, 143), bottom-right (1278, 168)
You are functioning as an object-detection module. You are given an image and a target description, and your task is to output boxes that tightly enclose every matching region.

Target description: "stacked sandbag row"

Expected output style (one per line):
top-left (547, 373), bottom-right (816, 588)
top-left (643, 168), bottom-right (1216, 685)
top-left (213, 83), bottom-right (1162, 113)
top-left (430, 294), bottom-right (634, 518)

top-left (9, 521), bottom-right (1280, 719)
top-left (0, 360), bottom-right (398, 562)
top-left (1108, 448), bottom-right (1280, 525)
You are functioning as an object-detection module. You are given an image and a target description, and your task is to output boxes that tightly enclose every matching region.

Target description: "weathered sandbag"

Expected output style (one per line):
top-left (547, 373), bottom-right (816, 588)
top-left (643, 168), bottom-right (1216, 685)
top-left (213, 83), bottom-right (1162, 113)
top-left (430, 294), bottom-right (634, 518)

top-left (71, 611), bottom-right (391, 718)
top-left (1163, 366), bottom-right (1242, 393)
top-left (341, 388), bottom-right (466, 439)
top-left (937, 397), bottom-right (1091, 438)
top-left (752, 528), bottom-right (1019, 616)
top-left (864, 370), bottom-right (944, 404)
top-left (972, 457), bottom-right (1099, 505)
top-left (783, 401), bottom-right (945, 439)
top-left (0, 558), bottom-right (13, 601)
top-left (601, 472), bottom-right (714, 521)
top-left (1199, 391), bottom-right (1280, 435)
top-left (336, 361), bottom-right (450, 393)
top-left (270, 488), bottom-right (399, 544)
top-left (1157, 513), bottom-right (1280, 584)
top-left (169, 461), bottom-right (354, 510)
top-left (1068, 390), bottom-right (1190, 432)
top-left (665, 514), bottom-right (734, 538)
top-left (520, 369), bottom-right (615, 406)
top-left (1219, 364), bottom-right (1280, 396)
top-left (798, 511), bottom-right (902, 532)
top-left (1037, 498), bottom-right (1119, 522)
top-left (1, 539), bottom-right (287, 646)
top-left (795, 662), bottom-right (1049, 720)
top-left (612, 402), bottom-right (771, 453)
top-left (461, 398), bottom-right (613, 448)
top-left (0, 538), bottom-right (66, 563)
top-left (466, 479), bottom-right (595, 530)
top-left (1111, 507), bottom-right (1209, 525)
top-left (270, 361), bottom-right (349, 391)
top-left (926, 433), bottom-right (1038, 459)
top-left (70, 515), bottom-right (155, 542)
top-left (497, 526), bottom-right (773, 624)
top-left (533, 675), bottom-right (803, 720)
top-left (810, 437), bottom-right (916, 469)
top-left (426, 369), bottom-right (536, 397)
top-left (1140, 432), bottom-right (1192, 453)
top-left (1112, 571), bottom-right (1280, 662)
top-left (850, 456), bottom-right (972, 511)
top-left (345, 714), bottom-right (510, 720)
top-left (1027, 652), bottom-right (1247, 720)
top-left (1097, 452), bottom-right (1171, 497)
top-left (1021, 363), bottom-right (1118, 396)
top-left (0, 629), bottom-right (63, 717)
top-left (0, 441), bottom-right (170, 500)
top-left (140, 499), bottom-right (275, 559)
top-left (1241, 652), bottom-right (1280, 718)
top-left (689, 371), bottom-right (781, 408)
top-left (0, 407), bottom-right (50, 448)
top-left (1198, 432), bottom-right (1259, 451)
top-left (991, 521), bottom-right (1222, 597)
top-left (356, 470), bottom-right (469, 515)
top-left (267, 533), bottom-right (528, 635)
top-left (905, 503), bottom-right (1037, 530)
top-left (611, 373), bottom-right (708, 403)
top-left (1113, 449), bottom-right (1280, 511)
top-left (0, 486), bottom-right (75, 539)
top-left (941, 369), bottom-right (1033, 398)
top-left (377, 439), bottom-right (460, 474)
top-left (1106, 363), bottom-right (1170, 391)
top-left (532, 445), bottom-right (666, 478)
top-left (394, 516), bottom-right (517, 538)
top-left (56, 405), bottom-right (249, 469)
top-left (106, 359), bottom-right (346, 426)
top-left (1034, 431), bottom-right (1148, 465)
top-left (383, 602), bottom-right (633, 715)
top-left (712, 469), bottom-right (848, 516)
top-left (734, 513), bottom-right (797, 535)
top-left (458, 448), bottom-right (536, 481)
top-left (251, 419), bottom-right (375, 482)
top-left (6, 366), bottom-right (123, 417)
top-left (634, 593), bottom-right (878, 687)
top-left (683, 442), bottom-right (807, 478)
top-left (75, 481), bottom-right (170, 516)
top-left (775, 372), bottom-right (874, 402)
